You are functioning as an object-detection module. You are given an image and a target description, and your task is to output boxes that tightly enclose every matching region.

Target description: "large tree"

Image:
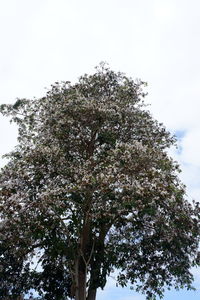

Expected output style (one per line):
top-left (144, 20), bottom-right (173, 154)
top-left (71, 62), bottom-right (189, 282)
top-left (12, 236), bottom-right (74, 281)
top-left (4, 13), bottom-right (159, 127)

top-left (0, 64), bottom-right (199, 300)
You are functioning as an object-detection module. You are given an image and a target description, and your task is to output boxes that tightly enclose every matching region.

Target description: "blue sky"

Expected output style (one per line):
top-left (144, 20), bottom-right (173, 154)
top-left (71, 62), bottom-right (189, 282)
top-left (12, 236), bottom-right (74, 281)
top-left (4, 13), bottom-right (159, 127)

top-left (98, 286), bottom-right (200, 300)
top-left (0, 0), bottom-right (200, 299)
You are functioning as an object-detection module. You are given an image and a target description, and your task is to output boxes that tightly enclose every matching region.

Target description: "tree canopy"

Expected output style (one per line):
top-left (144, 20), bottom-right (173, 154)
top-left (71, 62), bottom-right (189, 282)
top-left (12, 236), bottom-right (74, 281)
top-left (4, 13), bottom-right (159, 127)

top-left (0, 64), bottom-right (199, 300)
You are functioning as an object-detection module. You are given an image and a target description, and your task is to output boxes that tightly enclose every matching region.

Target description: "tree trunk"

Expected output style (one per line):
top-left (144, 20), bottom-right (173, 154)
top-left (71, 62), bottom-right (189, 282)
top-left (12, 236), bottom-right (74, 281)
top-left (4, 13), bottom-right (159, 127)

top-left (87, 288), bottom-right (97, 300)
top-left (78, 259), bottom-right (87, 300)
top-left (74, 257), bottom-right (79, 300)
top-left (74, 212), bottom-right (91, 300)
top-left (74, 256), bottom-right (87, 300)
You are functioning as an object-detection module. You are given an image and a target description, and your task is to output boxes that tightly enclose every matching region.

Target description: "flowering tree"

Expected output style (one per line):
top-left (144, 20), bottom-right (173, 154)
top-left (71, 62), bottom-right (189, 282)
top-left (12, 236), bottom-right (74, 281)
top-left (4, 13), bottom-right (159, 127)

top-left (0, 64), bottom-right (199, 300)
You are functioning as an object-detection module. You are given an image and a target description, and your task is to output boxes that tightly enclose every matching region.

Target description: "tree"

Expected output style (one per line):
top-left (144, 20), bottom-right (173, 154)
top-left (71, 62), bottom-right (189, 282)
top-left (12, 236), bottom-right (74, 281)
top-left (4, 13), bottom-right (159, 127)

top-left (0, 63), bottom-right (199, 300)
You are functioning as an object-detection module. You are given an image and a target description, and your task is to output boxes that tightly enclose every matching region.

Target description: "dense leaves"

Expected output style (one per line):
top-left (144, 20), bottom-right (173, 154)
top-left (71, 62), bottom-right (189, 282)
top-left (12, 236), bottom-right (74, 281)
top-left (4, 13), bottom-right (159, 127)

top-left (0, 63), bottom-right (199, 300)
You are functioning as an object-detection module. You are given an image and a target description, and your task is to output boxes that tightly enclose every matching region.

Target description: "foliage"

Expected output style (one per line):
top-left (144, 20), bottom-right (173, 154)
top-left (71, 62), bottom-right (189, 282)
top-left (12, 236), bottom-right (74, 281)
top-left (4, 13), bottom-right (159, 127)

top-left (0, 63), bottom-right (199, 300)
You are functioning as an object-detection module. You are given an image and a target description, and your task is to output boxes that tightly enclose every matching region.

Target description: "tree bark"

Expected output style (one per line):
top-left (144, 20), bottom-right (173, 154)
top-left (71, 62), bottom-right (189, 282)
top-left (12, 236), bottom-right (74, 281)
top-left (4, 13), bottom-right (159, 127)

top-left (78, 258), bottom-right (87, 300)
top-left (73, 257), bottom-right (87, 300)
top-left (87, 288), bottom-right (97, 300)
top-left (74, 217), bottom-right (91, 300)
top-left (74, 257), bottom-right (79, 300)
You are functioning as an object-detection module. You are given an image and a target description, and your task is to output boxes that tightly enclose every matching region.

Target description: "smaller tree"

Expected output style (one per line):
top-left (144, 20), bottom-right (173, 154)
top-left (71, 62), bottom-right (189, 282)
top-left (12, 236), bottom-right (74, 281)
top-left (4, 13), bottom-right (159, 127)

top-left (0, 63), bottom-right (200, 300)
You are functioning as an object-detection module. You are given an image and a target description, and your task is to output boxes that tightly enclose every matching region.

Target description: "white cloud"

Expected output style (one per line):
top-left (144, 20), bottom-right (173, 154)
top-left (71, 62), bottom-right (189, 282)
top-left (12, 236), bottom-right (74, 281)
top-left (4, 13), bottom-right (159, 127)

top-left (180, 129), bottom-right (200, 167)
top-left (153, 0), bottom-right (176, 23)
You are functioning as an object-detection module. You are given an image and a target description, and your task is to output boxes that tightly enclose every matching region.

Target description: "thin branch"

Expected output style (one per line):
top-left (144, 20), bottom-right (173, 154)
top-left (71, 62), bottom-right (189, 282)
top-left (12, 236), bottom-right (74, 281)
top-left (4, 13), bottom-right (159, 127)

top-left (80, 248), bottom-right (88, 267)
top-left (86, 240), bottom-right (95, 265)
top-left (80, 240), bottom-right (95, 268)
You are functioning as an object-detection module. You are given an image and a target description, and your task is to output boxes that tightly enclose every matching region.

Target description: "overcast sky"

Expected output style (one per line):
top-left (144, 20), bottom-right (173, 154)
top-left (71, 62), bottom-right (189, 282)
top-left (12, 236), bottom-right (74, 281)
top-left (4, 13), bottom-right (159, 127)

top-left (0, 1), bottom-right (200, 299)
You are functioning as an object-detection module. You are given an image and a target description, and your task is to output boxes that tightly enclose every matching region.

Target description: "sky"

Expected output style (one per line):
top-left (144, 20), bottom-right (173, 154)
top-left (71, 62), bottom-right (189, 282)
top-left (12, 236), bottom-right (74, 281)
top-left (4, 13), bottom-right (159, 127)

top-left (0, 0), bottom-right (200, 299)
